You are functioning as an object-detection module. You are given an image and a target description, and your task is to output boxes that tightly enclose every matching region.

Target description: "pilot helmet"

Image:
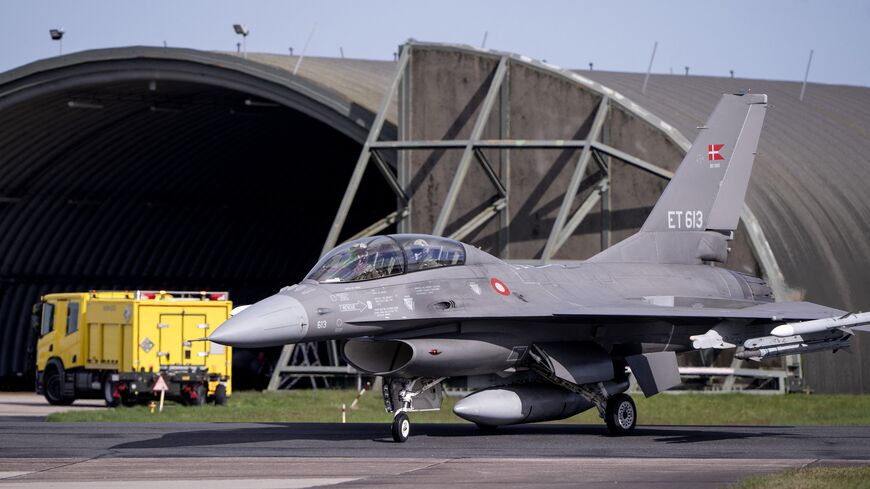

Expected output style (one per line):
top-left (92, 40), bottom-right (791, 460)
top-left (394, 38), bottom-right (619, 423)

top-left (410, 238), bottom-right (429, 259)
top-left (350, 243), bottom-right (369, 260)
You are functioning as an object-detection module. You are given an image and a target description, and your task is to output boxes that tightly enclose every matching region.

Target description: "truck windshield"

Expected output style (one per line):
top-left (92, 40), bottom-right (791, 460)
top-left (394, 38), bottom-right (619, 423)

top-left (40, 303), bottom-right (54, 336)
top-left (306, 235), bottom-right (466, 283)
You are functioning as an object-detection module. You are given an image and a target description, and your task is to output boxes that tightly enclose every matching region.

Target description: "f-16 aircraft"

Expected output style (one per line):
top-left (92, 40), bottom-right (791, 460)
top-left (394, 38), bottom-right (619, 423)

top-left (210, 93), bottom-right (870, 442)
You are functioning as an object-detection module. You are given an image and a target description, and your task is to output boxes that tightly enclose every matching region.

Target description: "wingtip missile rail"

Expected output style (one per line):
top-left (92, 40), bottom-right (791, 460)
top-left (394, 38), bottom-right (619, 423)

top-left (770, 311), bottom-right (870, 337)
top-left (734, 312), bottom-right (870, 361)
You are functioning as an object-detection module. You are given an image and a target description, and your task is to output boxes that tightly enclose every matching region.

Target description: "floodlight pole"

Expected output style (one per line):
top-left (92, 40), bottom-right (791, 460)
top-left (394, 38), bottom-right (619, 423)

top-left (294, 25), bottom-right (317, 76)
top-left (233, 24), bottom-right (249, 59)
top-left (641, 41), bottom-right (657, 95)
top-left (799, 49), bottom-right (813, 102)
top-left (50, 28), bottom-right (64, 55)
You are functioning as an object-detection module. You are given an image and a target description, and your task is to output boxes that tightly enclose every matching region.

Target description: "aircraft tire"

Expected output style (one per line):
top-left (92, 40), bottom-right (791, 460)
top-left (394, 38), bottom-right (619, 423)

top-left (604, 393), bottom-right (637, 435)
top-left (392, 412), bottom-right (410, 442)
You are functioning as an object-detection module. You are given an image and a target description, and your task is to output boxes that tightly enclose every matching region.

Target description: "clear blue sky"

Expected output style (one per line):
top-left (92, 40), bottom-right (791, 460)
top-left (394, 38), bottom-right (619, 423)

top-left (2, 0), bottom-right (869, 86)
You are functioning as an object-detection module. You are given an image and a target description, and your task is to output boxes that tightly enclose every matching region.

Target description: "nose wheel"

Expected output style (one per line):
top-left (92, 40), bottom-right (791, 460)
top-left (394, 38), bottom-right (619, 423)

top-left (391, 412), bottom-right (410, 443)
top-left (384, 377), bottom-right (446, 442)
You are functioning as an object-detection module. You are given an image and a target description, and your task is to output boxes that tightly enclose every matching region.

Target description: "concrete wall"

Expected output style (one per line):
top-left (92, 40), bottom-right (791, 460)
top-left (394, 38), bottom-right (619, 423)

top-left (399, 45), bottom-right (759, 272)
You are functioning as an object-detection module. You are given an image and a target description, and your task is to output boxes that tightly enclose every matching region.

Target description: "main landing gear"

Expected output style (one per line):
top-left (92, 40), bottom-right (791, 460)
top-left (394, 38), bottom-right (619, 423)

top-left (384, 377), bottom-right (445, 443)
top-left (527, 349), bottom-right (637, 436)
top-left (575, 383), bottom-right (637, 436)
top-left (604, 393), bottom-right (637, 435)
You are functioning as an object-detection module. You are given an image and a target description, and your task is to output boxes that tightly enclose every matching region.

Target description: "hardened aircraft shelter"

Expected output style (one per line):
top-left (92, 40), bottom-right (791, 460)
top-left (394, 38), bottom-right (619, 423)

top-left (0, 42), bottom-right (866, 392)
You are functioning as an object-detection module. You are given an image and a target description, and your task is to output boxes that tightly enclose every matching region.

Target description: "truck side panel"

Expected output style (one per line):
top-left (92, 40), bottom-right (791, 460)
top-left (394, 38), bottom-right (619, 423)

top-left (139, 305), bottom-right (182, 367)
top-left (203, 303), bottom-right (233, 395)
top-left (132, 303), bottom-right (153, 371)
top-left (85, 301), bottom-right (133, 371)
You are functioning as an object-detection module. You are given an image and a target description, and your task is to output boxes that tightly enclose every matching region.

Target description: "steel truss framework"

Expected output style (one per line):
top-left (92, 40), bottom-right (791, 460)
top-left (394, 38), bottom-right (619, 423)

top-left (269, 42), bottom-right (795, 390)
top-left (320, 48), bottom-right (676, 260)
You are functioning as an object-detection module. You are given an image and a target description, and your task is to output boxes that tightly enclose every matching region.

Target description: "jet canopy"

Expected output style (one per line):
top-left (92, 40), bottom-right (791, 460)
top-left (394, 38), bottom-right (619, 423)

top-left (306, 235), bottom-right (466, 283)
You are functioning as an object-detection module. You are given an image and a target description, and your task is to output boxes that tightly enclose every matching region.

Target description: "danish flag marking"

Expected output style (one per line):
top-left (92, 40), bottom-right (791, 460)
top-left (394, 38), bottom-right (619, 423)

top-left (707, 144), bottom-right (725, 161)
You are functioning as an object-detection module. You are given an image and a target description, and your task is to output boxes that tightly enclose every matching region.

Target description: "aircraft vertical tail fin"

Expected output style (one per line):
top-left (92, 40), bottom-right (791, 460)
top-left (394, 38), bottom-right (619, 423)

top-left (641, 93), bottom-right (768, 233)
top-left (590, 93), bottom-right (768, 264)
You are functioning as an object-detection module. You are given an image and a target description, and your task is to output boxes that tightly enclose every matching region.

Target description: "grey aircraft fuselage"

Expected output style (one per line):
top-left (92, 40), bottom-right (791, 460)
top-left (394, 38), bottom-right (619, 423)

top-left (223, 253), bottom-right (775, 355)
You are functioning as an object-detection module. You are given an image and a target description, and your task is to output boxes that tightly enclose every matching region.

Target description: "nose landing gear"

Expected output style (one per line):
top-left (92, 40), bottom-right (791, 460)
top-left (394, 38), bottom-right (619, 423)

top-left (391, 412), bottom-right (411, 442)
top-left (384, 377), bottom-right (446, 443)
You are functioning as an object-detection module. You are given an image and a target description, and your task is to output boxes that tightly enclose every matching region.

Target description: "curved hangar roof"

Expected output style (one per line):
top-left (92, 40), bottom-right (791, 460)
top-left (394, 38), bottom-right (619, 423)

top-left (0, 44), bottom-right (867, 390)
top-left (0, 46), bottom-right (398, 381)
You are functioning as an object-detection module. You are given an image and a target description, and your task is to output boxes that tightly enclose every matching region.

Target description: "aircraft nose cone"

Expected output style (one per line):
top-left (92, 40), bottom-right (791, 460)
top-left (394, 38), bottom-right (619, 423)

top-left (209, 293), bottom-right (308, 347)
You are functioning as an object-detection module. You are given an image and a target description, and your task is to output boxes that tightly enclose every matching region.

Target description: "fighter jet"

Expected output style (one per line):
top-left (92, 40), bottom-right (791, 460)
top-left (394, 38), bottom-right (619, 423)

top-left (210, 93), bottom-right (870, 442)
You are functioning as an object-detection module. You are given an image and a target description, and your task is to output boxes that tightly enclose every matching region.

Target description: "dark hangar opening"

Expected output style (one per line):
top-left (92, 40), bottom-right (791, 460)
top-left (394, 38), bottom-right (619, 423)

top-left (0, 76), bottom-right (393, 388)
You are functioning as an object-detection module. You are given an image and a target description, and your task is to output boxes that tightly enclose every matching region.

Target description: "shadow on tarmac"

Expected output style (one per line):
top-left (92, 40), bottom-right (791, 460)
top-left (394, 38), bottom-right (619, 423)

top-left (111, 422), bottom-right (781, 450)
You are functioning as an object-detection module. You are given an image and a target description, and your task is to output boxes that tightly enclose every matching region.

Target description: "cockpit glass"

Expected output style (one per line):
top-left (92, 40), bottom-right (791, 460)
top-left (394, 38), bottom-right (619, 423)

top-left (305, 236), bottom-right (404, 283)
top-left (398, 235), bottom-right (466, 273)
top-left (305, 235), bottom-right (467, 283)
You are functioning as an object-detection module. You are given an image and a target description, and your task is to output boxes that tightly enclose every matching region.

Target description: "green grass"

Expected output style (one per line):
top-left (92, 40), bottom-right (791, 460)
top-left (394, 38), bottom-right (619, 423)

top-left (47, 390), bottom-right (870, 425)
top-left (731, 466), bottom-right (870, 489)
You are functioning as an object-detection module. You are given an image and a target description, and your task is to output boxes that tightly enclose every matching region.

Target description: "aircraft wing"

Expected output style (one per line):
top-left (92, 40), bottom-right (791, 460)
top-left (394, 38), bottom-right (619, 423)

top-left (553, 300), bottom-right (846, 321)
top-left (345, 300), bottom-right (845, 328)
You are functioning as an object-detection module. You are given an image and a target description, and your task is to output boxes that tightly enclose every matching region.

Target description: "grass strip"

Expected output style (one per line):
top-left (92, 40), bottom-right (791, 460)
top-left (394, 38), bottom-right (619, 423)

top-left (47, 390), bottom-right (870, 425)
top-left (731, 466), bottom-right (870, 489)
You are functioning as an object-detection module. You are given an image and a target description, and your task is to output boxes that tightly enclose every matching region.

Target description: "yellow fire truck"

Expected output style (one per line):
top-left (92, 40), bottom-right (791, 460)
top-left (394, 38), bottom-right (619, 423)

top-left (35, 290), bottom-right (232, 406)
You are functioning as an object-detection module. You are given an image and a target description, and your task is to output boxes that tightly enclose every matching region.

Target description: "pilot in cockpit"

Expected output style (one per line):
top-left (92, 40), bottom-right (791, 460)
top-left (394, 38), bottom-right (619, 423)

top-left (336, 243), bottom-right (370, 281)
top-left (409, 238), bottom-right (430, 265)
top-left (349, 243), bottom-right (390, 281)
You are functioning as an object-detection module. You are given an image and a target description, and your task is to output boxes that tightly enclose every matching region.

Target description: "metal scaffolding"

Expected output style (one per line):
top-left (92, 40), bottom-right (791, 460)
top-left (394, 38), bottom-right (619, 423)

top-left (320, 47), bottom-right (673, 260)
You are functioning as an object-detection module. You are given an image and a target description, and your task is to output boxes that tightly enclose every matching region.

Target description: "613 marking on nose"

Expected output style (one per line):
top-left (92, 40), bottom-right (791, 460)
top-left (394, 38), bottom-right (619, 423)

top-left (667, 210), bottom-right (703, 229)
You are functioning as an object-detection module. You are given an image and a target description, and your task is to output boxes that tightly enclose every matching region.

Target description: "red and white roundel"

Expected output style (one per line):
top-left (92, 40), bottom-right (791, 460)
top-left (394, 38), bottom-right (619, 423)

top-left (490, 277), bottom-right (510, 296)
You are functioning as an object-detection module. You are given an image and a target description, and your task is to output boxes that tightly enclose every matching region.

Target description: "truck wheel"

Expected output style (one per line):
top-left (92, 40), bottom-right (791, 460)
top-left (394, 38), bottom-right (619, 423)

top-left (44, 368), bottom-right (73, 406)
top-left (191, 384), bottom-right (207, 407)
top-left (213, 384), bottom-right (228, 406)
top-left (103, 375), bottom-right (119, 407)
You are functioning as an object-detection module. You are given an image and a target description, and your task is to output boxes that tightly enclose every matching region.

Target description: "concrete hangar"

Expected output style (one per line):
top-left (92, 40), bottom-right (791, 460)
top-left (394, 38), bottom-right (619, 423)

top-left (0, 42), bottom-right (867, 393)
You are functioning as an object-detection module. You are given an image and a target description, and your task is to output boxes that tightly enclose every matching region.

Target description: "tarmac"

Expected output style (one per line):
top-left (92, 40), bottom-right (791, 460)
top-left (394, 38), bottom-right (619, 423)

top-left (0, 392), bottom-right (103, 422)
top-left (1, 393), bottom-right (869, 487)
